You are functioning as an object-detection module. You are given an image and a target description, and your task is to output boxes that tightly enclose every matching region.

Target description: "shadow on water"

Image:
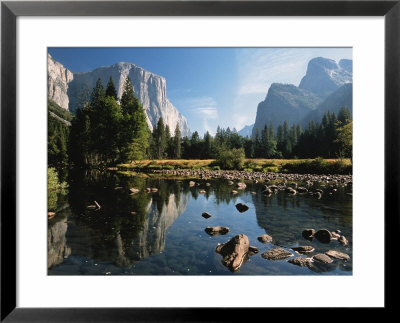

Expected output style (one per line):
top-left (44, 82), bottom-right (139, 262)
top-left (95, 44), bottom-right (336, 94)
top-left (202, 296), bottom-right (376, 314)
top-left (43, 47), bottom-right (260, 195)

top-left (48, 171), bottom-right (352, 275)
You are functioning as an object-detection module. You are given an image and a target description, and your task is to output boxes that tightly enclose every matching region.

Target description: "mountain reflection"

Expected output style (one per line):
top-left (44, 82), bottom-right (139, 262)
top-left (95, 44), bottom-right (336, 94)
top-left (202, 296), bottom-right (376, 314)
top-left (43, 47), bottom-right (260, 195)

top-left (48, 215), bottom-right (71, 268)
top-left (48, 173), bottom-right (352, 275)
top-left (252, 187), bottom-right (352, 246)
top-left (57, 170), bottom-right (190, 268)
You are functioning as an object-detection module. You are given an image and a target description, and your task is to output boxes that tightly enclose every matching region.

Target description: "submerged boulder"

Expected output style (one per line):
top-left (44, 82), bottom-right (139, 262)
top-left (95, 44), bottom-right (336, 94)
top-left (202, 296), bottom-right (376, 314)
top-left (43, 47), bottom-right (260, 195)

top-left (313, 253), bottom-right (333, 264)
top-left (205, 226), bottom-right (230, 236)
top-left (288, 257), bottom-right (313, 268)
top-left (216, 234), bottom-right (250, 272)
top-left (313, 192), bottom-right (322, 199)
top-left (285, 187), bottom-right (297, 195)
top-left (257, 234), bottom-right (273, 243)
top-left (261, 248), bottom-right (293, 260)
top-left (314, 229), bottom-right (332, 243)
top-left (248, 246), bottom-right (259, 255)
top-left (325, 250), bottom-right (350, 261)
top-left (339, 235), bottom-right (349, 246)
top-left (331, 231), bottom-right (341, 240)
top-left (292, 246), bottom-right (315, 254)
top-left (302, 229), bottom-right (315, 241)
top-left (235, 203), bottom-right (249, 213)
top-left (201, 212), bottom-right (212, 219)
top-left (262, 187), bottom-right (272, 195)
top-left (297, 187), bottom-right (308, 194)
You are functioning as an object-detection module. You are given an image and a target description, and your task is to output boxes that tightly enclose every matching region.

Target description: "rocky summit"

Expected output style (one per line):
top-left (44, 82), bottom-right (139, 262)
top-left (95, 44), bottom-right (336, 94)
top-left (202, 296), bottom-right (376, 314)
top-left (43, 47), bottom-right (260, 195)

top-left (47, 55), bottom-right (190, 137)
top-left (48, 54), bottom-right (73, 110)
top-left (299, 57), bottom-right (352, 98)
top-left (251, 57), bottom-right (352, 136)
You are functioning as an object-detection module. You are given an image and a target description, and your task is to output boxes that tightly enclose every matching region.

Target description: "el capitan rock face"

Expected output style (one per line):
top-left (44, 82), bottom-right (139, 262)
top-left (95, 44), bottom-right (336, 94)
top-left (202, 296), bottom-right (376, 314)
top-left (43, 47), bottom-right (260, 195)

top-left (67, 62), bottom-right (190, 136)
top-left (47, 57), bottom-right (190, 136)
top-left (47, 54), bottom-right (73, 110)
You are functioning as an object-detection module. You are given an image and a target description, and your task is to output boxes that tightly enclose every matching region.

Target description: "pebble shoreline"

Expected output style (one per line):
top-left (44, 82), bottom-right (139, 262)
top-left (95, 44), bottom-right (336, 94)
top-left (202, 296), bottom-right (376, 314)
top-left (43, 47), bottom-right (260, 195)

top-left (146, 168), bottom-right (352, 186)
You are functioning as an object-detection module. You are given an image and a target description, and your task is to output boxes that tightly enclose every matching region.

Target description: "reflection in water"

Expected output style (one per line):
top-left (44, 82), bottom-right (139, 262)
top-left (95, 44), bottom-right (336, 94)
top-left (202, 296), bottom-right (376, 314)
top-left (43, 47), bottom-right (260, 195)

top-left (48, 172), bottom-right (352, 275)
top-left (48, 215), bottom-right (71, 268)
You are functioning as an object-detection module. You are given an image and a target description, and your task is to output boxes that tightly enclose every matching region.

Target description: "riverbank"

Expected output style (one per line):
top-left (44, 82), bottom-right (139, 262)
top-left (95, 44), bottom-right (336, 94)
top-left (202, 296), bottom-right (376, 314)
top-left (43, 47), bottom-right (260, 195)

top-left (118, 158), bottom-right (352, 175)
top-left (139, 168), bottom-right (352, 187)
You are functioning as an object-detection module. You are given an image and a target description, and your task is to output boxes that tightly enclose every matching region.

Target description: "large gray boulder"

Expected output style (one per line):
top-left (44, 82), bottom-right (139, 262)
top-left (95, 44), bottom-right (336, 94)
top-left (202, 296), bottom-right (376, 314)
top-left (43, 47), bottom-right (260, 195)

top-left (216, 234), bottom-right (250, 272)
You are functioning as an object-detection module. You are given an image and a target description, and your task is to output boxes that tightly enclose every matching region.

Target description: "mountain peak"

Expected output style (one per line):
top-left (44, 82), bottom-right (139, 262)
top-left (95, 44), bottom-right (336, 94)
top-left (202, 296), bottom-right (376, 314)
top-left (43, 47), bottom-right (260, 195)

top-left (299, 57), bottom-right (352, 98)
top-left (48, 56), bottom-right (190, 136)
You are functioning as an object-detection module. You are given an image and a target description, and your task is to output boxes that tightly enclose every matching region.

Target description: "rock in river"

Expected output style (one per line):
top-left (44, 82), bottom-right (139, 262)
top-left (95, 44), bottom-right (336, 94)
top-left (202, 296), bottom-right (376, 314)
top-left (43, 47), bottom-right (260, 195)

top-left (201, 212), bottom-right (212, 219)
top-left (325, 250), bottom-right (350, 261)
top-left (314, 229), bottom-right (332, 243)
top-left (248, 246), bottom-right (259, 255)
top-left (257, 234), bottom-right (273, 243)
top-left (235, 203), bottom-right (249, 213)
top-left (205, 226), bottom-right (229, 236)
top-left (189, 181), bottom-right (196, 187)
top-left (48, 212), bottom-right (56, 219)
top-left (292, 246), bottom-right (315, 254)
top-left (339, 235), bottom-right (349, 246)
top-left (261, 248), bottom-right (293, 260)
top-left (302, 229), bottom-right (315, 241)
top-left (288, 257), bottom-right (313, 268)
top-left (331, 231), bottom-right (340, 240)
top-left (236, 182), bottom-right (247, 189)
top-left (313, 253), bottom-right (333, 264)
top-left (216, 234), bottom-right (250, 272)
top-left (129, 188), bottom-right (140, 194)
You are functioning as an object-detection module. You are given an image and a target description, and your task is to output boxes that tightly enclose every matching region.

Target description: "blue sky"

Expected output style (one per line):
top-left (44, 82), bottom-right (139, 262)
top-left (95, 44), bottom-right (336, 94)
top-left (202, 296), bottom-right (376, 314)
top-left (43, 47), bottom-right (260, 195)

top-left (49, 47), bottom-right (352, 136)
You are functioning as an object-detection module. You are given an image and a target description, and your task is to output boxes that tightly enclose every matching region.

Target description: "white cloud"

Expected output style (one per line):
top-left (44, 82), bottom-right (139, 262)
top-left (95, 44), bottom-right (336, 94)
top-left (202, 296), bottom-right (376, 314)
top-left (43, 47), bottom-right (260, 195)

top-left (232, 48), bottom-right (353, 130)
top-left (177, 96), bottom-right (219, 135)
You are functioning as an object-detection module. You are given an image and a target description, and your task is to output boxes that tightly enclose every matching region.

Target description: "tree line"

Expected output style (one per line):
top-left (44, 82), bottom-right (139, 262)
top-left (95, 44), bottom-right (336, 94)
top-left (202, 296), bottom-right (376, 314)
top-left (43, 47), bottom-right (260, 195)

top-left (48, 77), bottom-right (352, 172)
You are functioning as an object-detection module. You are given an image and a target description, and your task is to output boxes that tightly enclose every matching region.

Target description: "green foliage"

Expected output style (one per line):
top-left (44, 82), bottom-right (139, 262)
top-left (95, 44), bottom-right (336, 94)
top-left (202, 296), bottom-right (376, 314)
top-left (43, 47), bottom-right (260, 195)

top-left (68, 76), bottom-right (150, 167)
top-left (105, 76), bottom-right (118, 100)
top-left (215, 147), bottom-right (245, 170)
top-left (48, 100), bottom-right (71, 172)
top-left (335, 121), bottom-right (352, 159)
top-left (173, 125), bottom-right (182, 159)
top-left (263, 166), bottom-right (279, 173)
top-left (48, 167), bottom-right (68, 190)
top-left (281, 157), bottom-right (351, 175)
top-left (48, 100), bottom-right (74, 122)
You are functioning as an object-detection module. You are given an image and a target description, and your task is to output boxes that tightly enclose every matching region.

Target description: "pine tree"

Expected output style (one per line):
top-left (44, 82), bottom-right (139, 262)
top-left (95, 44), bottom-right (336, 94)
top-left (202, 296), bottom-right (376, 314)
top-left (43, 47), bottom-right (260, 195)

top-left (90, 78), bottom-right (105, 109)
top-left (153, 117), bottom-right (167, 159)
top-left (105, 76), bottom-right (118, 100)
top-left (119, 76), bottom-right (149, 162)
top-left (173, 124), bottom-right (182, 159)
top-left (203, 131), bottom-right (213, 159)
top-left (338, 106), bottom-right (352, 125)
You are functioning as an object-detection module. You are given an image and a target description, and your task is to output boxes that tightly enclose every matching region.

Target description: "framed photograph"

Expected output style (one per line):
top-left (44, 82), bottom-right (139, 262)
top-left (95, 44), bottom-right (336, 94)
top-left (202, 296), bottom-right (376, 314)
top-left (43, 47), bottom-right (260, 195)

top-left (1, 0), bottom-right (398, 320)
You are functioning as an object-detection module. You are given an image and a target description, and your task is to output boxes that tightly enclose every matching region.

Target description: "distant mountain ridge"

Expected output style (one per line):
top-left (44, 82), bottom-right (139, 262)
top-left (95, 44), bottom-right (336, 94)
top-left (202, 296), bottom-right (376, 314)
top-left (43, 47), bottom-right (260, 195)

top-left (252, 57), bottom-right (352, 136)
top-left (47, 54), bottom-right (191, 137)
top-left (238, 124), bottom-right (254, 137)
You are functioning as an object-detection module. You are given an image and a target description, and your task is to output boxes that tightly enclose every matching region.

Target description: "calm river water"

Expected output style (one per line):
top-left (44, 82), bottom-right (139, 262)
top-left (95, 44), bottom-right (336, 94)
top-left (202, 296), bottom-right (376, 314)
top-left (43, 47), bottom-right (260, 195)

top-left (48, 171), bottom-right (352, 275)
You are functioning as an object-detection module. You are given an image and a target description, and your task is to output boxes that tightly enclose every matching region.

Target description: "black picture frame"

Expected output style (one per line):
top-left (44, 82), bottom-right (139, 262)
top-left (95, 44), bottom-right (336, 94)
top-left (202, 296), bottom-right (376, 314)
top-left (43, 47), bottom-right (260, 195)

top-left (1, 0), bottom-right (398, 321)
